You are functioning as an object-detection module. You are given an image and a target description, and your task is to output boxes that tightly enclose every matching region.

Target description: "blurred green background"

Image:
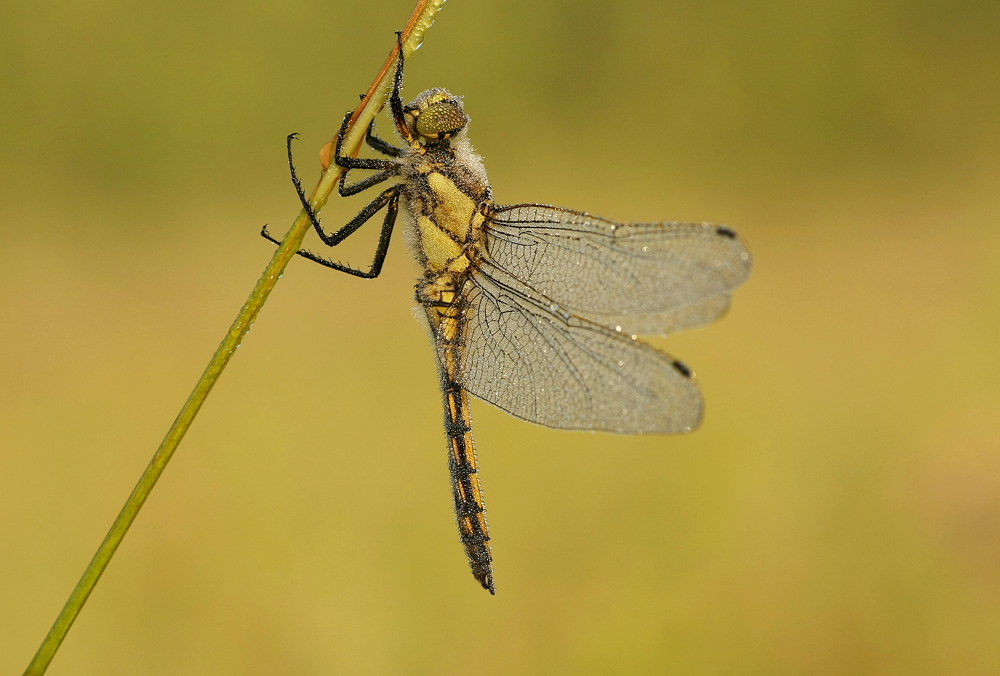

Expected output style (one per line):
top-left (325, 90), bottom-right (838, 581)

top-left (2, 0), bottom-right (999, 674)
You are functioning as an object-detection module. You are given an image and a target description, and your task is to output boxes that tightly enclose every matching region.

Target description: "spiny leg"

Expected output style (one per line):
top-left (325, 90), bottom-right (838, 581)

top-left (283, 132), bottom-right (326, 242)
top-left (284, 133), bottom-right (397, 246)
top-left (338, 164), bottom-right (396, 198)
top-left (260, 184), bottom-right (400, 279)
top-left (333, 112), bottom-right (397, 172)
top-left (389, 31), bottom-right (414, 145)
top-left (365, 120), bottom-right (402, 157)
top-left (342, 92), bottom-right (402, 158)
top-left (328, 114), bottom-right (400, 196)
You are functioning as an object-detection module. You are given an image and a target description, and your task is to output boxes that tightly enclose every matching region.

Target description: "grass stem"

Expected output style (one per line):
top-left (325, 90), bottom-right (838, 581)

top-left (22, 2), bottom-right (445, 673)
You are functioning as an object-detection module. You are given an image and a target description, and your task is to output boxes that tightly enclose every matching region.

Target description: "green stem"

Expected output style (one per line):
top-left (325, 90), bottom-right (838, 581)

top-left (23, 2), bottom-right (445, 674)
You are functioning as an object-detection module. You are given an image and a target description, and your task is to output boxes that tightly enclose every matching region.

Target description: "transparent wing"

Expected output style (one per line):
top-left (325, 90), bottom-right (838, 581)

top-left (450, 263), bottom-right (703, 434)
top-left (583, 293), bottom-right (733, 336)
top-left (485, 204), bottom-right (752, 334)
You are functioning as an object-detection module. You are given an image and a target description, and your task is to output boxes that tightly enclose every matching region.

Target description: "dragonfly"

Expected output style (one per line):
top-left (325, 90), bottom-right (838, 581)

top-left (262, 34), bottom-right (752, 594)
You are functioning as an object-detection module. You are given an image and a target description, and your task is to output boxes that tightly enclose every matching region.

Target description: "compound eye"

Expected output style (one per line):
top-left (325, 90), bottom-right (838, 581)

top-left (415, 101), bottom-right (468, 139)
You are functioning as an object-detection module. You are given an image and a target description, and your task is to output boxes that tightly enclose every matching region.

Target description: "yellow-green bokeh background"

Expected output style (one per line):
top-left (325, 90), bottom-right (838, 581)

top-left (3, 1), bottom-right (1000, 673)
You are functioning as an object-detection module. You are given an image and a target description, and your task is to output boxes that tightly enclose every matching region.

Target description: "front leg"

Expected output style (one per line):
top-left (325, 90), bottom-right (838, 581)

top-left (333, 112), bottom-right (397, 171)
top-left (365, 120), bottom-right (402, 157)
top-left (389, 31), bottom-right (414, 144)
top-left (329, 115), bottom-right (401, 197)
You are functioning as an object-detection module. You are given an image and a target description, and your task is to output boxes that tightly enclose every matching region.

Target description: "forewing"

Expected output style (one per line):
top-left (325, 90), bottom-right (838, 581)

top-left (485, 204), bottom-right (752, 334)
top-left (451, 264), bottom-right (703, 434)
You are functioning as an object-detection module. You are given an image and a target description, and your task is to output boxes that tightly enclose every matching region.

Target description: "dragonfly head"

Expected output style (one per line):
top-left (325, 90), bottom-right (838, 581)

top-left (403, 88), bottom-right (469, 147)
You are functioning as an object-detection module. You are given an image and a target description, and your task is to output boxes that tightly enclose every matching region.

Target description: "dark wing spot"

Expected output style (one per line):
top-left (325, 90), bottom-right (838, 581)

top-left (672, 360), bottom-right (693, 378)
top-left (716, 226), bottom-right (737, 239)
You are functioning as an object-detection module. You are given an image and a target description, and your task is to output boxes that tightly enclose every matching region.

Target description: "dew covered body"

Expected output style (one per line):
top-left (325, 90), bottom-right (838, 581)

top-left (397, 100), bottom-right (499, 589)
top-left (272, 42), bottom-right (753, 594)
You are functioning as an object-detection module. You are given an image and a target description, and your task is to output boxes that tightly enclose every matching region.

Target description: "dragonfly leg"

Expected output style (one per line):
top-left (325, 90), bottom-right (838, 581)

top-left (260, 183), bottom-right (400, 279)
top-left (364, 120), bottom-right (402, 157)
top-left (337, 166), bottom-right (396, 198)
top-left (284, 133), bottom-right (399, 245)
top-left (329, 114), bottom-right (397, 172)
top-left (389, 31), bottom-right (414, 145)
top-left (331, 112), bottom-right (401, 191)
top-left (286, 131), bottom-right (396, 213)
top-left (337, 169), bottom-right (397, 197)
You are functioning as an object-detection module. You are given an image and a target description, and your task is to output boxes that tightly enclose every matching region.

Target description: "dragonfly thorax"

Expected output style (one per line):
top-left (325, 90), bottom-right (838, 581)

top-left (397, 92), bottom-right (491, 280)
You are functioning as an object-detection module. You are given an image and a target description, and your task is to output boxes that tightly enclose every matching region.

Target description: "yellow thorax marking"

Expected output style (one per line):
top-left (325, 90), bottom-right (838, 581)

top-left (427, 172), bottom-right (475, 241)
top-left (447, 255), bottom-right (471, 273)
top-left (418, 216), bottom-right (463, 271)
